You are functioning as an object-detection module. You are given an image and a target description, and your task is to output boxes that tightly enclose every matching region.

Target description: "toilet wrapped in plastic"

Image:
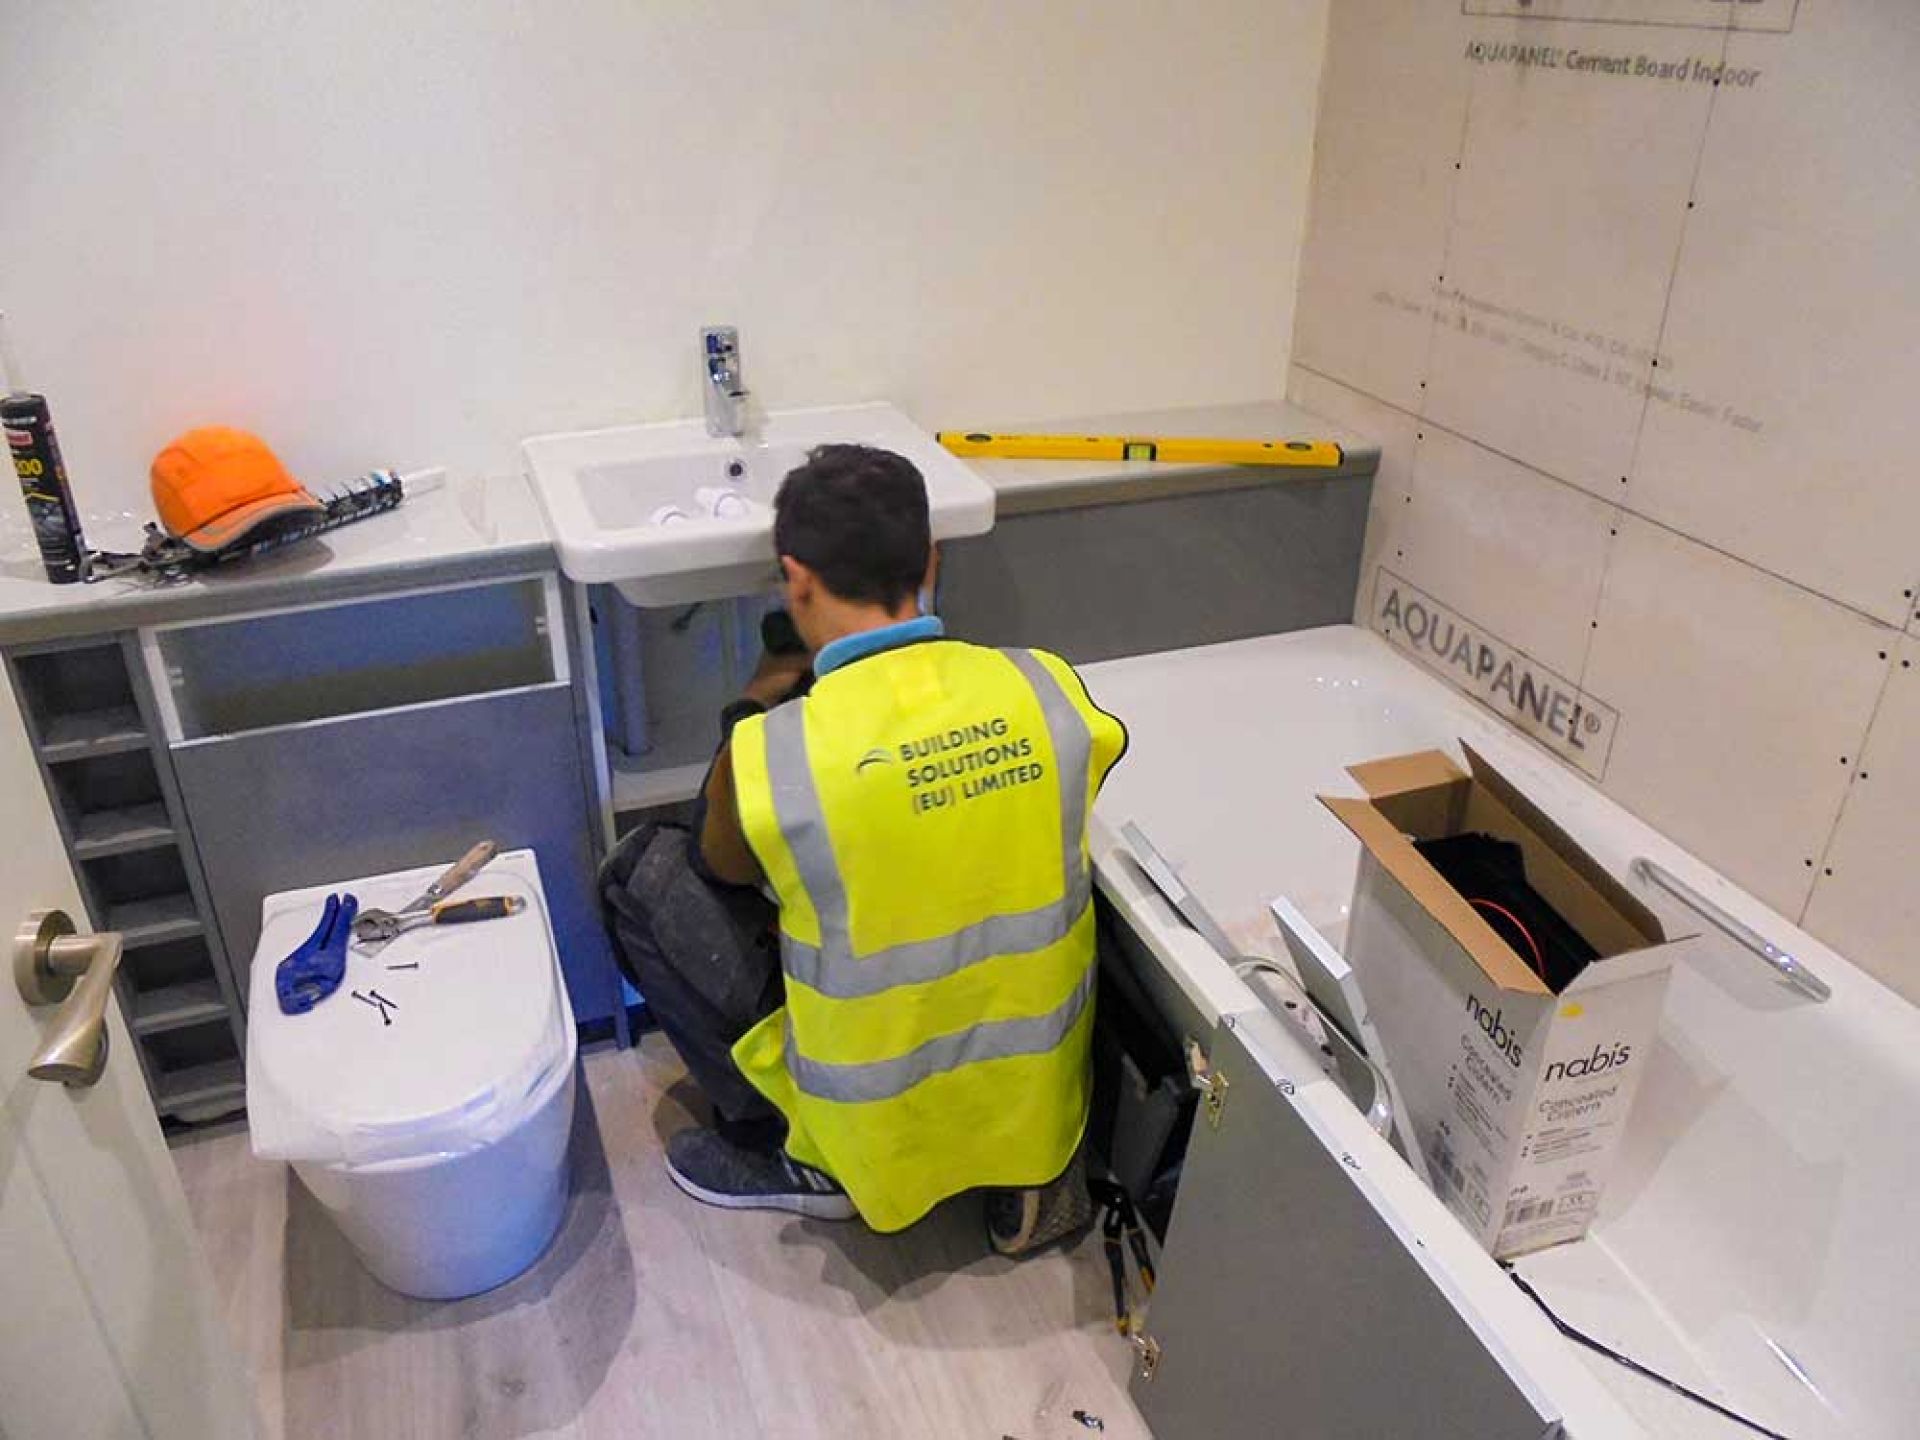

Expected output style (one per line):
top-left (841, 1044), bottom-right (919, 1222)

top-left (246, 849), bottom-right (577, 1299)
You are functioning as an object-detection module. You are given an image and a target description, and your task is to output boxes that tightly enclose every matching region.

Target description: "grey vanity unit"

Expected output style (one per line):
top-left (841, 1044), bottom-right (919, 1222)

top-left (2, 481), bottom-right (621, 1123)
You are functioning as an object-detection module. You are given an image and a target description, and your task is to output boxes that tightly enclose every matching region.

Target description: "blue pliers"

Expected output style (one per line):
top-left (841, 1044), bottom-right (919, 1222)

top-left (275, 893), bottom-right (359, 1015)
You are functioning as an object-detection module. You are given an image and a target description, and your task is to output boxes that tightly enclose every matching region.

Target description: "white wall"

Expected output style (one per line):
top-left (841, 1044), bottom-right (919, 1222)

top-left (1289, 0), bottom-right (1919, 1002)
top-left (0, 1), bottom-right (1328, 528)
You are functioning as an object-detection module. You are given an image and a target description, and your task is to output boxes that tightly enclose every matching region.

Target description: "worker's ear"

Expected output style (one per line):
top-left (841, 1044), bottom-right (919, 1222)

top-left (782, 557), bottom-right (828, 653)
top-left (780, 554), bottom-right (817, 608)
top-left (918, 545), bottom-right (940, 616)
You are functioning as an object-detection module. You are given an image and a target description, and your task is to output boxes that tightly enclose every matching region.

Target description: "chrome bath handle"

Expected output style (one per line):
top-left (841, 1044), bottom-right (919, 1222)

top-left (1631, 857), bottom-right (1831, 1002)
top-left (14, 910), bottom-right (126, 1087)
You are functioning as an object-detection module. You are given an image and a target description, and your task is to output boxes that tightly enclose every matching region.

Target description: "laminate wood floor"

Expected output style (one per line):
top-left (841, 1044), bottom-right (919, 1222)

top-left (170, 1034), bottom-right (1152, 1440)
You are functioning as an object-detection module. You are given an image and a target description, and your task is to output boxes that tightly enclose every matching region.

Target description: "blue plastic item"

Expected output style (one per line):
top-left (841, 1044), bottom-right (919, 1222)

top-left (275, 892), bottom-right (359, 1015)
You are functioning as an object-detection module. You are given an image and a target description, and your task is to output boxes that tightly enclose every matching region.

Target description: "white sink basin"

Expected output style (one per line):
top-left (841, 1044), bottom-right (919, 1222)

top-left (522, 403), bottom-right (997, 605)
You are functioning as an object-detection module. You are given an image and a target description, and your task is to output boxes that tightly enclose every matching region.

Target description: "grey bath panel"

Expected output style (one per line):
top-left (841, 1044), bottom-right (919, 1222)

top-left (1132, 1012), bottom-right (1559, 1440)
top-left (939, 476), bottom-right (1371, 664)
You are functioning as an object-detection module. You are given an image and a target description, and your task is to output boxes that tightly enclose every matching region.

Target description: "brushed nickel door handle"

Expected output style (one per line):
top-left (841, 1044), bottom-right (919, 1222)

top-left (14, 910), bottom-right (125, 1088)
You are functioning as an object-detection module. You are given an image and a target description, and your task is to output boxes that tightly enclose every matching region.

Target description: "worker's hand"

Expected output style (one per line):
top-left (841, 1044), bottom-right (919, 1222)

top-left (742, 647), bottom-right (812, 707)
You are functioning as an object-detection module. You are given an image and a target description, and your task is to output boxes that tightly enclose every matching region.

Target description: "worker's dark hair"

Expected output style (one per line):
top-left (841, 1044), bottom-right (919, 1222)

top-left (772, 444), bottom-right (931, 608)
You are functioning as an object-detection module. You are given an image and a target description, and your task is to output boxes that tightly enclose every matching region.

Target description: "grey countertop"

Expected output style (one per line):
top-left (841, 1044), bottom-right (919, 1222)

top-left (960, 399), bottom-right (1378, 516)
top-left (0, 398), bottom-right (1378, 646)
top-left (0, 473), bottom-right (554, 647)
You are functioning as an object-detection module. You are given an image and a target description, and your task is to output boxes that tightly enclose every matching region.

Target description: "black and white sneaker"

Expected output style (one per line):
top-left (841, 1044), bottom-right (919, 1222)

top-left (986, 1143), bottom-right (1092, 1257)
top-left (665, 1126), bottom-right (857, 1221)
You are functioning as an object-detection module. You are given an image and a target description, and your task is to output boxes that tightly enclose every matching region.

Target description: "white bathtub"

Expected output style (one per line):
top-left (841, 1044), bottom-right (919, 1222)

top-left (1085, 624), bottom-right (1918, 1440)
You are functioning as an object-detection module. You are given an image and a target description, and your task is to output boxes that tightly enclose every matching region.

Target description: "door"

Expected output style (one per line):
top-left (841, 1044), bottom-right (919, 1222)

top-left (1, 682), bottom-right (257, 1438)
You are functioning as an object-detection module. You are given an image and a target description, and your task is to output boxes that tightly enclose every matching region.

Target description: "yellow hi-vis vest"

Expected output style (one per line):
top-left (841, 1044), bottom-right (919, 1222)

top-left (728, 639), bottom-right (1126, 1231)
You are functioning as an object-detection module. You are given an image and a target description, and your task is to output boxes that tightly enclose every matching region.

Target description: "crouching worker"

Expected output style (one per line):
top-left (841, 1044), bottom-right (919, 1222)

top-left (600, 443), bottom-right (1126, 1251)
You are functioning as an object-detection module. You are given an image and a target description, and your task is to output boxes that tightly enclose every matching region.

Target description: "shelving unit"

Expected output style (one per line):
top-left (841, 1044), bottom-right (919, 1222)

top-left (6, 635), bottom-right (247, 1124)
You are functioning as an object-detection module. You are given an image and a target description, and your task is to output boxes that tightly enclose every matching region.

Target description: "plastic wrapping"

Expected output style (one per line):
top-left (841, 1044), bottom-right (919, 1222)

top-left (245, 850), bottom-right (576, 1168)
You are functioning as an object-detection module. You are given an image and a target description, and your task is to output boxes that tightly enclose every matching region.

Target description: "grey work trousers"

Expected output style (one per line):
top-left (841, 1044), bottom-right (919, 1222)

top-left (598, 823), bottom-right (784, 1129)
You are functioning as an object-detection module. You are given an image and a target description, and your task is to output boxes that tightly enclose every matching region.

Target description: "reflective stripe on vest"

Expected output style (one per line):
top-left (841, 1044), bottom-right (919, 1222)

top-left (761, 647), bottom-right (1094, 1004)
top-left (782, 965), bottom-right (1094, 1104)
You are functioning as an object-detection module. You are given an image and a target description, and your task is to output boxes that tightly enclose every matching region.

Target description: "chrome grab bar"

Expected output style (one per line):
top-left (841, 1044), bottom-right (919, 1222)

top-left (1631, 856), bottom-right (1831, 1002)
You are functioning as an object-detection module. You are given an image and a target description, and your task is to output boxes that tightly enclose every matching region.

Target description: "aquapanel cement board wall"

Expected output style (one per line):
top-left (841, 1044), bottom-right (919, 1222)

top-left (0, 2), bottom-right (1327, 521)
top-left (1287, 0), bottom-right (1917, 1001)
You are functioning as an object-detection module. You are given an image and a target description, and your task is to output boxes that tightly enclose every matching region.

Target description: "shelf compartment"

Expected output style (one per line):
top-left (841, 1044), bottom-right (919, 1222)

top-left (153, 1057), bottom-right (245, 1122)
top-left (71, 802), bottom-right (176, 858)
top-left (128, 978), bottom-right (230, 1036)
top-left (37, 705), bottom-right (149, 761)
top-left (48, 746), bottom-right (162, 813)
top-left (83, 846), bottom-right (196, 933)
top-left (11, 643), bottom-right (148, 759)
top-left (46, 750), bottom-right (176, 857)
top-left (106, 894), bottom-right (204, 948)
top-left (121, 934), bottom-right (220, 991)
top-left (145, 1021), bottom-right (243, 1123)
top-left (121, 936), bottom-right (236, 1038)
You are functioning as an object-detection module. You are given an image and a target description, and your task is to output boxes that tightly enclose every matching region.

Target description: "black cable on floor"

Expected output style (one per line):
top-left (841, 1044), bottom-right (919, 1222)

top-left (1504, 1267), bottom-right (1797, 1440)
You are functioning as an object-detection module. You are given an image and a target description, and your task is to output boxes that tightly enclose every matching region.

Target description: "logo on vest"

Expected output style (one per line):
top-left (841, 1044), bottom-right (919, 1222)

top-left (856, 747), bottom-right (894, 773)
top-left (892, 716), bottom-right (1047, 815)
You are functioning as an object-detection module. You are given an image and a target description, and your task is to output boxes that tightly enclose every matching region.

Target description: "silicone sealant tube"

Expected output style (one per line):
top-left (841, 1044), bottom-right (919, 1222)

top-left (1, 313), bottom-right (87, 583)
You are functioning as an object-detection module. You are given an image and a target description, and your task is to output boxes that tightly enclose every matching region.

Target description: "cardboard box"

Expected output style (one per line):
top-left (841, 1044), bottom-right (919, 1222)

top-left (1321, 745), bottom-right (1693, 1259)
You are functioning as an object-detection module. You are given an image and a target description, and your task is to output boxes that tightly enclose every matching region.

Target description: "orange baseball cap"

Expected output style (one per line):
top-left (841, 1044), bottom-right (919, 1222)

top-left (151, 426), bottom-right (327, 554)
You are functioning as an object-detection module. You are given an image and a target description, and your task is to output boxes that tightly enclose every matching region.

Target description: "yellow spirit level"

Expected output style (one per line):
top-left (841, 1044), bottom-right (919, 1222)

top-left (936, 430), bottom-right (1344, 468)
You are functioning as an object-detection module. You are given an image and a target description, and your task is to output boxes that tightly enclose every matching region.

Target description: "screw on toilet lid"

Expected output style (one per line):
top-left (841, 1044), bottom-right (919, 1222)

top-left (244, 849), bottom-right (576, 1168)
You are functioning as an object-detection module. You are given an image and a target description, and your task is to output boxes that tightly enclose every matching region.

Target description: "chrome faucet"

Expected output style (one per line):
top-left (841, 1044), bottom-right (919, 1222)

top-left (701, 325), bottom-right (750, 437)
